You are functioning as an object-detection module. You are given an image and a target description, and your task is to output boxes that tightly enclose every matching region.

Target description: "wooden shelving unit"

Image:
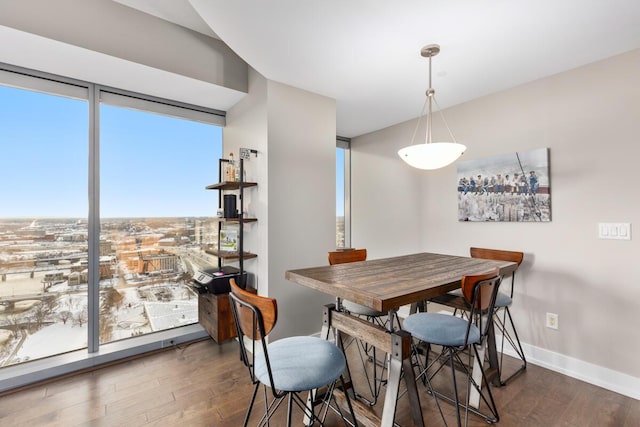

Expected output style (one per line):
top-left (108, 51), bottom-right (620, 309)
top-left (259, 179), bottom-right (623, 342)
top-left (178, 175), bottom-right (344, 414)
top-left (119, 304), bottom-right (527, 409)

top-left (198, 157), bottom-right (257, 343)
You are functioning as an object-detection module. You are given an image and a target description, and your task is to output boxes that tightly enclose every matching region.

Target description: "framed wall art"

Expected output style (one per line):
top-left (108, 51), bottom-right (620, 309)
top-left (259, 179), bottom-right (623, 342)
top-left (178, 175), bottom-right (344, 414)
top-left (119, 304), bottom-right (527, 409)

top-left (457, 147), bottom-right (550, 222)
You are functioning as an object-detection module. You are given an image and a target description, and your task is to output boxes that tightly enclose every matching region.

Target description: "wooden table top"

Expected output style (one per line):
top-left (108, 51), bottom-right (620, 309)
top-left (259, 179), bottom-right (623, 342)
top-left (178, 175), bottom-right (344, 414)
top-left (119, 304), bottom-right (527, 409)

top-left (285, 252), bottom-right (518, 312)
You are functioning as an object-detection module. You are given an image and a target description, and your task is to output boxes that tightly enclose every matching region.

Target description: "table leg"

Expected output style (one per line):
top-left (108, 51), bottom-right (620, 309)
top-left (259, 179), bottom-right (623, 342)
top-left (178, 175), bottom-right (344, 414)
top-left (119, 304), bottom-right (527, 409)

top-left (469, 317), bottom-right (499, 408)
top-left (469, 340), bottom-right (484, 408)
top-left (486, 319), bottom-right (500, 386)
top-left (324, 306), bottom-right (425, 427)
top-left (381, 330), bottom-right (424, 427)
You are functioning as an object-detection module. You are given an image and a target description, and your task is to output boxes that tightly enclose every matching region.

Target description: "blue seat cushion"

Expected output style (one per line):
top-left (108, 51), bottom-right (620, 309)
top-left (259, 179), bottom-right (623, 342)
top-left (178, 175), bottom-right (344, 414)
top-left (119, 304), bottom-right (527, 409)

top-left (342, 300), bottom-right (385, 317)
top-left (448, 289), bottom-right (512, 308)
top-left (494, 292), bottom-right (512, 308)
top-left (254, 336), bottom-right (346, 391)
top-left (403, 312), bottom-right (480, 347)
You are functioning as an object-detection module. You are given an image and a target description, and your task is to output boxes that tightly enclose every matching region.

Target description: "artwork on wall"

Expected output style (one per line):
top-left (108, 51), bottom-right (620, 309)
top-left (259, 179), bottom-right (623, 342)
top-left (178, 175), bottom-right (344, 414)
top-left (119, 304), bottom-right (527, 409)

top-left (457, 147), bottom-right (551, 222)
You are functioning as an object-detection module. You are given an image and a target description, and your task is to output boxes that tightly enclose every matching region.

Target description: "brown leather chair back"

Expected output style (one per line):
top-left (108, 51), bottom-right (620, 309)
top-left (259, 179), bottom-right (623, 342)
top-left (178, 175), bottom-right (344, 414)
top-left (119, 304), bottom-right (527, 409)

top-left (470, 247), bottom-right (523, 266)
top-left (328, 248), bottom-right (367, 265)
top-left (230, 278), bottom-right (277, 340)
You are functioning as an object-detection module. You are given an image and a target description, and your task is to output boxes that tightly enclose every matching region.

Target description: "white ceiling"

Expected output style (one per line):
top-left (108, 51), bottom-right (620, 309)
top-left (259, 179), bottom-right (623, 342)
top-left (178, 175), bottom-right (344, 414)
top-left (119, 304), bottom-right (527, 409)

top-left (116, 0), bottom-right (640, 138)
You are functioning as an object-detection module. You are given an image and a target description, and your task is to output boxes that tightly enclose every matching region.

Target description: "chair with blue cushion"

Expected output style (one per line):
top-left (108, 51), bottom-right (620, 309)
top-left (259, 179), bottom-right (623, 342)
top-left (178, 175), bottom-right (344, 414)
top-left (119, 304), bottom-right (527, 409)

top-left (429, 248), bottom-right (525, 386)
top-left (403, 269), bottom-right (501, 427)
top-left (328, 249), bottom-right (380, 318)
top-left (228, 279), bottom-right (357, 427)
top-left (469, 247), bottom-right (525, 385)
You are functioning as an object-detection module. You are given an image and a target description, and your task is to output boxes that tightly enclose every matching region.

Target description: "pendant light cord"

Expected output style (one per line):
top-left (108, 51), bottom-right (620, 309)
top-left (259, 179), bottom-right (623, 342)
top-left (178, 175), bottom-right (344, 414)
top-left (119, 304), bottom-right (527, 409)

top-left (433, 96), bottom-right (459, 144)
top-left (426, 53), bottom-right (433, 145)
top-left (409, 97), bottom-right (429, 146)
top-left (409, 49), bottom-right (458, 146)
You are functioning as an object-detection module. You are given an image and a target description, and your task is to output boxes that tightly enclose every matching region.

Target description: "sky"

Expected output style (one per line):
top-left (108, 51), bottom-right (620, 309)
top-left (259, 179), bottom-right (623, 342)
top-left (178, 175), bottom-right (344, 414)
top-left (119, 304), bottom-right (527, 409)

top-left (336, 147), bottom-right (345, 216)
top-left (1, 82), bottom-right (345, 218)
top-left (1, 84), bottom-right (222, 218)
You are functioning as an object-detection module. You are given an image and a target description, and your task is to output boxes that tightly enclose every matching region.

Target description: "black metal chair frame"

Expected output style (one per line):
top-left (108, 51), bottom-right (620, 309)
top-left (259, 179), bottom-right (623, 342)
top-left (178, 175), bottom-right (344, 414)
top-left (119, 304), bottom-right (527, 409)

top-left (229, 290), bottom-right (357, 427)
top-left (411, 274), bottom-right (502, 427)
top-left (492, 267), bottom-right (527, 385)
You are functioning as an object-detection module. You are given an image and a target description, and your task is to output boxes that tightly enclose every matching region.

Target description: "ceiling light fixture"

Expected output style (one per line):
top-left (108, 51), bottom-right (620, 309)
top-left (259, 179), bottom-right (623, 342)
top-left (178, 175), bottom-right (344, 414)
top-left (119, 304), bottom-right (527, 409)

top-left (398, 44), bottom-right (466, 170)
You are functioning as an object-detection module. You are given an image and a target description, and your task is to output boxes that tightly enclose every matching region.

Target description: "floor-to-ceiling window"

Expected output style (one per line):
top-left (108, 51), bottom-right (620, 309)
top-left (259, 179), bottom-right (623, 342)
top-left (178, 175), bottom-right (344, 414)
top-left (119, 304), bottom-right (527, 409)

top-left (0, 66), bottom-right (223, 375)
top-left (336, 137), bottom-right (351, 248)
top-left (98, 92), bottom-right (221, 344)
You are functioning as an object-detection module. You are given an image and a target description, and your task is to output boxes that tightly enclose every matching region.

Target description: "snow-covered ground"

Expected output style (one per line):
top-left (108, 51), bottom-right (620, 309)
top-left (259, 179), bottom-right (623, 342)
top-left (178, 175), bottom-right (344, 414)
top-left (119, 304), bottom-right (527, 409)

top-left (14, 322), bottom-right (87, 363)
top-left (145, 300), bottom-right (198, 332)
top-left (1, 278), bottom-right (198, 366)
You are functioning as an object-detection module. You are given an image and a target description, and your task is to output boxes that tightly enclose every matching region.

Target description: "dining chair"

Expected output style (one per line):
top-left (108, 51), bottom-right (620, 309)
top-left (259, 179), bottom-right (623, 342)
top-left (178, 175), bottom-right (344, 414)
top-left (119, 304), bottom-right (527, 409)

top-left (328, 249), bottom-right (382, 317)
top-left (429, 247), bottom-right (525, 386)
top-left (328, 249), bottom-right (394, 406)
top-left (404, 269), bottom-right (501, 427)
top-left (228, 279), bottom-right (357, 426)
top-left (470, 247), bottom-right (525, 385)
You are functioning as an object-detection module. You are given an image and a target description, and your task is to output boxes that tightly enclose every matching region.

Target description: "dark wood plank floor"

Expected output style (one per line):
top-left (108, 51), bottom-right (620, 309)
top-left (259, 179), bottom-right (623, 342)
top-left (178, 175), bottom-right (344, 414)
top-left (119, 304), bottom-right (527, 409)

top-left (0, 337), bottom-right (638, 426)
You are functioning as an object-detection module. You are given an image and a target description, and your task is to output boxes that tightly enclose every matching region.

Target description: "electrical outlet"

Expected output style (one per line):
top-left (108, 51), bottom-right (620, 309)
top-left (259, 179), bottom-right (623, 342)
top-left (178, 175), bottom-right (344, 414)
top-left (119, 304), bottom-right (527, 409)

top-left (546, 312), bottom-right (558, 330)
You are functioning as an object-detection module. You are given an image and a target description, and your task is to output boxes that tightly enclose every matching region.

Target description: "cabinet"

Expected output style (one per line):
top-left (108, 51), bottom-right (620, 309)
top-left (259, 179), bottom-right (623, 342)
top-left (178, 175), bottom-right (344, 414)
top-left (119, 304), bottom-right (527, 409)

top-left (198, 293), bottom-right (236, 343)
top-left (198, 157), bottom-right (257, 342)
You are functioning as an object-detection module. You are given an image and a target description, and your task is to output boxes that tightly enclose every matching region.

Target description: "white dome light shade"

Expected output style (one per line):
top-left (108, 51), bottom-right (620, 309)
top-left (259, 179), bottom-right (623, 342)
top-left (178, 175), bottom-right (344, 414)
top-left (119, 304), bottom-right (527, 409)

top-left (398, 142), bottom-right (467, 170)
top-left (399, 44), bottom-right (467, 170)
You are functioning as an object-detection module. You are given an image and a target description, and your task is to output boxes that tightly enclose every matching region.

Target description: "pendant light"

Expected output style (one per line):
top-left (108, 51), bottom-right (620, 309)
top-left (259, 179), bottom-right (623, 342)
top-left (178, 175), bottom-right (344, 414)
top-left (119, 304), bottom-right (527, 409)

top-left (398, 44), bottom-right (466, 170)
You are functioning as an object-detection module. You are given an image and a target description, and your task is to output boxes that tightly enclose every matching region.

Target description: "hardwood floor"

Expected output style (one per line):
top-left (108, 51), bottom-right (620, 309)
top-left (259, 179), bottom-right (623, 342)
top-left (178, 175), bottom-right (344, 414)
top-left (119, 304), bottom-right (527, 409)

top-left (0, 337), bottom-right (638, 426)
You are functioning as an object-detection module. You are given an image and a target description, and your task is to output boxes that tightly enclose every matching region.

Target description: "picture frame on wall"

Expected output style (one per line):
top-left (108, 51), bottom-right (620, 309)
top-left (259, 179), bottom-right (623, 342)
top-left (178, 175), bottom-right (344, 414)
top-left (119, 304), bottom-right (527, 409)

top-left (457, 147), bottom-right (551, 222)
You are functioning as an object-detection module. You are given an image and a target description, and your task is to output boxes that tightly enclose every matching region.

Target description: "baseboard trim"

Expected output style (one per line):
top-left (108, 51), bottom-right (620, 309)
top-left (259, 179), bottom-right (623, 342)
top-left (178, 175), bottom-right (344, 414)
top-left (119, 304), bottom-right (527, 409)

top-left (498, 335), bottom-right (640, 401)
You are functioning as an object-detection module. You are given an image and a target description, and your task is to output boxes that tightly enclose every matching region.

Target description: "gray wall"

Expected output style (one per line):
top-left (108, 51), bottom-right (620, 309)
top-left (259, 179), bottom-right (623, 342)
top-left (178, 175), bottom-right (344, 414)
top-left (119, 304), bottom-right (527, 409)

top-left (352, 49), bottom-right (640, 395)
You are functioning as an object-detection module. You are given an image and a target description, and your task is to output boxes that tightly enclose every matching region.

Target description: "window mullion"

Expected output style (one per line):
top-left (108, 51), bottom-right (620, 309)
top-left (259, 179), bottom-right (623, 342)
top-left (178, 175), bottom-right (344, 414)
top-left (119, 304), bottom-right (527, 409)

top-left (88, 84), bottom-right (100, 353)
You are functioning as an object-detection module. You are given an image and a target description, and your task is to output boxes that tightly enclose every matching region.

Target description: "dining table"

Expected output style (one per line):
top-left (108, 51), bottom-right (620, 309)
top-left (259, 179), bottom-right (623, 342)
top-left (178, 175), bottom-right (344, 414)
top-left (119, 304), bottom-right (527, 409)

top-left (285, 252), bottom-right (518, 427)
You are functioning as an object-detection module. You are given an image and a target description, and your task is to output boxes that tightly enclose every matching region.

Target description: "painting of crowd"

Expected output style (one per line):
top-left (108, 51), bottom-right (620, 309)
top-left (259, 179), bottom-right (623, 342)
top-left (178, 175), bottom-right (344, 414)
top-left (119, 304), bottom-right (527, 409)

top-left (457, 148), bottom-right (551, 222)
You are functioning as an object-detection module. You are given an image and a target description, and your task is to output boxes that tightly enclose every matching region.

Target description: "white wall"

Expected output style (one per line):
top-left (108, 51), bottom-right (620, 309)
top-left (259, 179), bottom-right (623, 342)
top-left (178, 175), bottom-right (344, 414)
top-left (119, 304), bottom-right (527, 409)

top-left (352, 49), bottom-right (640, 395)
top-left (225, 72), bottom-right (337, 339)
top-left (223, 68), bottom-right (268, 293)
top-left (266, 80), bottom-right (337, 340)
top-left (351, 121), bottom-right (425, 259)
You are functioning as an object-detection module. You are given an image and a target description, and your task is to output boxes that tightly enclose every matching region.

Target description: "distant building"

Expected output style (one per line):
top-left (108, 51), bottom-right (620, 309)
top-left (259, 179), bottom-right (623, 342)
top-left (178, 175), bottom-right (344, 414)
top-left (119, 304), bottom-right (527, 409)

top-left (70, 258), bottom-right (114, 281)
top-left (100, 240), bottom-right (113, 256)
top-left (43, 271), bottom-right (64, 282)
top-left (126, 253), bottom-right (179, 275)
top-left (158, 237), bottom-right (175, 247)
top-left (68, 271), bottom-right (82, 286)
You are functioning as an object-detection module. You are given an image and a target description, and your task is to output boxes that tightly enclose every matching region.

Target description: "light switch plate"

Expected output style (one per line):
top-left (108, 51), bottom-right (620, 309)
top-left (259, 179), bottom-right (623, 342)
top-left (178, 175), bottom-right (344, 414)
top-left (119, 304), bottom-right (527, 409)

top-left (598, 223), bottom-right (631, 240)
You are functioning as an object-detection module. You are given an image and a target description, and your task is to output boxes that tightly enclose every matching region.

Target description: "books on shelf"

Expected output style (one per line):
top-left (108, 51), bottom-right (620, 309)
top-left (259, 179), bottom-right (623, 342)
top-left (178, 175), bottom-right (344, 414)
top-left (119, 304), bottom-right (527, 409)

top-left (219, 229), bottom-right (238, 253)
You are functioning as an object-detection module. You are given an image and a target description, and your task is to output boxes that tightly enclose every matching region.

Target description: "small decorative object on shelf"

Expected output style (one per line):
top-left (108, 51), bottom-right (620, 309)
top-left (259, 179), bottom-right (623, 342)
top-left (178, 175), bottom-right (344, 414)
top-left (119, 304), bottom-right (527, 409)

top-left (225, 152), bottom-right (236, 182)
top-left (219, 229), bottom-right (238, 253)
